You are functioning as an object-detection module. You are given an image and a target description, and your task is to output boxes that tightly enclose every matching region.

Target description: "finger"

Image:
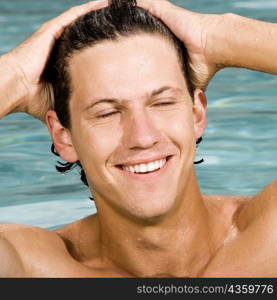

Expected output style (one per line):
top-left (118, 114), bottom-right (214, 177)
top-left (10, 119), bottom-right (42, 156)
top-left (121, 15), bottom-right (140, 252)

top-left (39, 0), bottom-right (109, 38)
top-left (137, 0), bottom-right (191, 44)
top-left (137, 0), bottom-right (175, 19)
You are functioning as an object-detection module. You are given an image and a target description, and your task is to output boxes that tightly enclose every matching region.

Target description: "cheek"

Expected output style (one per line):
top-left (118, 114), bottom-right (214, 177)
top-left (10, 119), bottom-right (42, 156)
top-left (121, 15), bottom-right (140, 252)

top-left (159, 109), bottom-right (195, 143)
top-left (71, 121), bottom-right (122, 169)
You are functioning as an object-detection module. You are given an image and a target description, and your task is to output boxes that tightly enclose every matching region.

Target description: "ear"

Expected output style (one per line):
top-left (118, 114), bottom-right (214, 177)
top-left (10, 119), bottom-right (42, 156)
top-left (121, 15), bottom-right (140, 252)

top-left (192, 88), bottom-right (207, 140)
top-left (45, 110), bottom-right (79, 163)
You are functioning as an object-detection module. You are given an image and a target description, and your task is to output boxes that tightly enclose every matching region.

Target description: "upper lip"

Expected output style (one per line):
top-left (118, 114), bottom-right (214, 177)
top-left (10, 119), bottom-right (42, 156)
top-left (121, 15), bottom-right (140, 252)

top-left (116, 155), bottom-right (172, 167)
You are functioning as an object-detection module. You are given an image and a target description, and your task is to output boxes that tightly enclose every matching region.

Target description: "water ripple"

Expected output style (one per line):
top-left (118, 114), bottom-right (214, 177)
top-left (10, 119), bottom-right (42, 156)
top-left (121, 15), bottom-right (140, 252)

top-left (233, 1), bottom-right (277, 9)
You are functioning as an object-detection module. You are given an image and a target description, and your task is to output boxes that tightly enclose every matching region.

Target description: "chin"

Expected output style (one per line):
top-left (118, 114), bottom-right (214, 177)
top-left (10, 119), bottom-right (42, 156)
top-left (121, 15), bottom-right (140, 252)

top-left (122, 192), bottom-right (177, 223)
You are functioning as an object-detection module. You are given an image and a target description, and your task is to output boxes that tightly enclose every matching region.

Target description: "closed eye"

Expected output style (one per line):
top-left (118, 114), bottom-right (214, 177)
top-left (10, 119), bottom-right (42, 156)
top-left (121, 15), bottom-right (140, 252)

top-left (97, 111), bottom-right (120, 119)
top-left (154, 101), bottom-right (176, 106)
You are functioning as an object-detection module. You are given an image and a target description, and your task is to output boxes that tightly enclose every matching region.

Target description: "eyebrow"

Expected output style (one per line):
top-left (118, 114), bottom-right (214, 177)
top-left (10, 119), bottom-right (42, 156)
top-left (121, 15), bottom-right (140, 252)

top-left (83, 86), bottom-right (182, 111)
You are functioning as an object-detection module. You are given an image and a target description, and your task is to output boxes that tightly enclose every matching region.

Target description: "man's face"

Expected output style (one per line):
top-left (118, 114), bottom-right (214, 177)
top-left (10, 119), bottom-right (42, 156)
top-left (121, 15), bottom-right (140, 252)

top-left (66, 34), bottom-right (206, 220)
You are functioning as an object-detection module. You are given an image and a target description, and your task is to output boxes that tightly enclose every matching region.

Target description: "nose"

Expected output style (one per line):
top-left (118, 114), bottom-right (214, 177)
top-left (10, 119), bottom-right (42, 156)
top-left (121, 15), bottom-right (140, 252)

top-left (122, 110), bottom-right (161, 150)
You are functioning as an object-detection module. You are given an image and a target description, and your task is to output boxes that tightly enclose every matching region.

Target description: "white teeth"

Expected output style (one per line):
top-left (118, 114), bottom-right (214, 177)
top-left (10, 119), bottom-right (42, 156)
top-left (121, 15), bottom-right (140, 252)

top-left (148, 162), bottom-right (156, 172)
top-left (140, 164), bottom-right (147, 173)
top-left (122, 158), bottom-right (167, 173)
top-left (130, 166), bottom-right (135, 173)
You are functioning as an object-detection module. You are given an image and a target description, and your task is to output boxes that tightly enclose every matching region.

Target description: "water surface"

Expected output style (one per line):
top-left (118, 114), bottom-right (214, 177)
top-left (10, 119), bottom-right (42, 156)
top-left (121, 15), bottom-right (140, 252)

top-left (0, 0), bottom-right (276, 229)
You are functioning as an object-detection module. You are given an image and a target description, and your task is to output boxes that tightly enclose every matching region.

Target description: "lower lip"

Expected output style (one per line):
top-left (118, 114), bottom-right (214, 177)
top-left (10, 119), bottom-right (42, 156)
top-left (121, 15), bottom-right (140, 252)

top-left (117, 156), bottom-right (173, 181)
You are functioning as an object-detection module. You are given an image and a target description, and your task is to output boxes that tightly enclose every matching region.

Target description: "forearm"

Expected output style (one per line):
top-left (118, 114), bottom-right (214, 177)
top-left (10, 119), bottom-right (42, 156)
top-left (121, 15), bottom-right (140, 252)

top-left (0, 55), bottom-right (27, 119)
top-left (211, 13), bottom-right (277, 74)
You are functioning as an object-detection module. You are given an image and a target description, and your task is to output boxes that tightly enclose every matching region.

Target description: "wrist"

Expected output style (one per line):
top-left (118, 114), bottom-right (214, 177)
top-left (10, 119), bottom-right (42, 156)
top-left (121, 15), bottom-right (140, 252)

top-left (205, 13), bottom-right (277, 73)
top-left (0, 54), bottom-right (29, 115)
top-left (204, 13), bottom-right (235, 69)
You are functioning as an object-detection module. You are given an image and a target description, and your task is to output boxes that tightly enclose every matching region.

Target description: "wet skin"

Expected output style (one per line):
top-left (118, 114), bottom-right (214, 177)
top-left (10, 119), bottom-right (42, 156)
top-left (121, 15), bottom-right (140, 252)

top-left (1, 34), bottom-right (277, 277)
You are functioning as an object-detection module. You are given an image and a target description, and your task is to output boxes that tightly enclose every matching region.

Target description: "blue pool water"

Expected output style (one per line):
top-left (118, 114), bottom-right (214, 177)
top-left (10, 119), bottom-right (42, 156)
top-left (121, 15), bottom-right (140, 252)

top-left (0, 0), bottom-right (276, 229)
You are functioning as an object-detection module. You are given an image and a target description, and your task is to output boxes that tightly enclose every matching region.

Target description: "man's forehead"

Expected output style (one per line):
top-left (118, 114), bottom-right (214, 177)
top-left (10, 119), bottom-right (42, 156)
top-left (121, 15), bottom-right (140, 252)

top-left (69, 33), bottom-right (181, 71)
top-left (68, 34), bottom-right (188, 106)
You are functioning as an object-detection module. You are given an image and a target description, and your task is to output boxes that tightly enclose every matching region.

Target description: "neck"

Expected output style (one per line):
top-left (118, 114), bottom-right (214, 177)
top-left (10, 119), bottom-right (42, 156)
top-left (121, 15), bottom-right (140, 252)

top-left (93, 169), bottom-right (225, 277)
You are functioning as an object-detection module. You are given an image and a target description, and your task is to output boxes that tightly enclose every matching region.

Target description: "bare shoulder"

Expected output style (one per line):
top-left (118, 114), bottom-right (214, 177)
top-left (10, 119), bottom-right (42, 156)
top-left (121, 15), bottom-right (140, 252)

top-left (235, 179), bottom-right (277, 230)
top-left (202, 193), bottom-right (252, 203)
top-left (202, 193), bottom-right (252, 218)
top-left (0, 223), bottom-right (70, 277)
top-left (204, 180), bottom-right (277, 276)
top-left (0, 223), bottom-right (66, 248)
top-left (203, 179), bottom-right (277, 222)
top-left (257, 179), bottom-right (277, 202)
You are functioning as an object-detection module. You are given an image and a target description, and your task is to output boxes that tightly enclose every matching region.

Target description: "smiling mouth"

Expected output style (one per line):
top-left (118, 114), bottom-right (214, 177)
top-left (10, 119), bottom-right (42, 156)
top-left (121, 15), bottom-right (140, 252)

top-left (117, 156), bottom-right (171, 174)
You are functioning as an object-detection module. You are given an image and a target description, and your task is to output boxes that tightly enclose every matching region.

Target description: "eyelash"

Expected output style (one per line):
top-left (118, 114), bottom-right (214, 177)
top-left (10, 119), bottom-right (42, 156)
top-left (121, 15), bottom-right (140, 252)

top-left (97, 111), bottom-right (119, 119)
top-left (154, 101), bottom-right (175, 106)
top-left (96, 101), bottom-right (175, 119)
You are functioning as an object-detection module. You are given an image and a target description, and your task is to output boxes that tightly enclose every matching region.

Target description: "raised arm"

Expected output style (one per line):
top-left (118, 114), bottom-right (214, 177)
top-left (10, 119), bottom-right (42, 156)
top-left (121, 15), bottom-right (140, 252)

top-left (138, 0), bottom-right (277, 89)
top-left (0, 0), bottom-right (109, 277)
top-left (0, 0), bottom-right (107, 122)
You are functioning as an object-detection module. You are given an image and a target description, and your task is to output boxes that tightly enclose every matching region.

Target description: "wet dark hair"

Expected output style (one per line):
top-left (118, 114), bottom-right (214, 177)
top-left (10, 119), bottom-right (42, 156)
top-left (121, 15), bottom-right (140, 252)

top-left (44, 0), bottom-right (200, 190)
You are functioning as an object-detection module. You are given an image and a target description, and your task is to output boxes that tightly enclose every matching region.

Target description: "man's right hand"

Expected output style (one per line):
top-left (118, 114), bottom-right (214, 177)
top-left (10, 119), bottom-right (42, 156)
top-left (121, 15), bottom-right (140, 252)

top-left (0, 0), bottom-right (107, 122)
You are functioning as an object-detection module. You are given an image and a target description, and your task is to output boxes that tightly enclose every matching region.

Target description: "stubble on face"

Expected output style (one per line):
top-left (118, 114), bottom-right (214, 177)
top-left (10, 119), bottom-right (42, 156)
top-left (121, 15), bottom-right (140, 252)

top-left (67, 34), bottom-right (198, 221)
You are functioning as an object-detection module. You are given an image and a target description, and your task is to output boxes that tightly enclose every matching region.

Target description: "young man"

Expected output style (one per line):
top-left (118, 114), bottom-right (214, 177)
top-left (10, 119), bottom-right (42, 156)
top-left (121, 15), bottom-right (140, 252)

top-left (0, 0), bottom-right (277, 277)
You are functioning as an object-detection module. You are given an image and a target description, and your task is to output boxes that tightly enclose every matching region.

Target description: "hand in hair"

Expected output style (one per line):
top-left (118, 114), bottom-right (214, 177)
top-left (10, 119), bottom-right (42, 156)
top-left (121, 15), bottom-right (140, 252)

top-left (138, 0), bottom-right (277, 88)
top-left (137, 0), bottom-right (222, 89)
top-left (0, 0), bottom-right (108, 122)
